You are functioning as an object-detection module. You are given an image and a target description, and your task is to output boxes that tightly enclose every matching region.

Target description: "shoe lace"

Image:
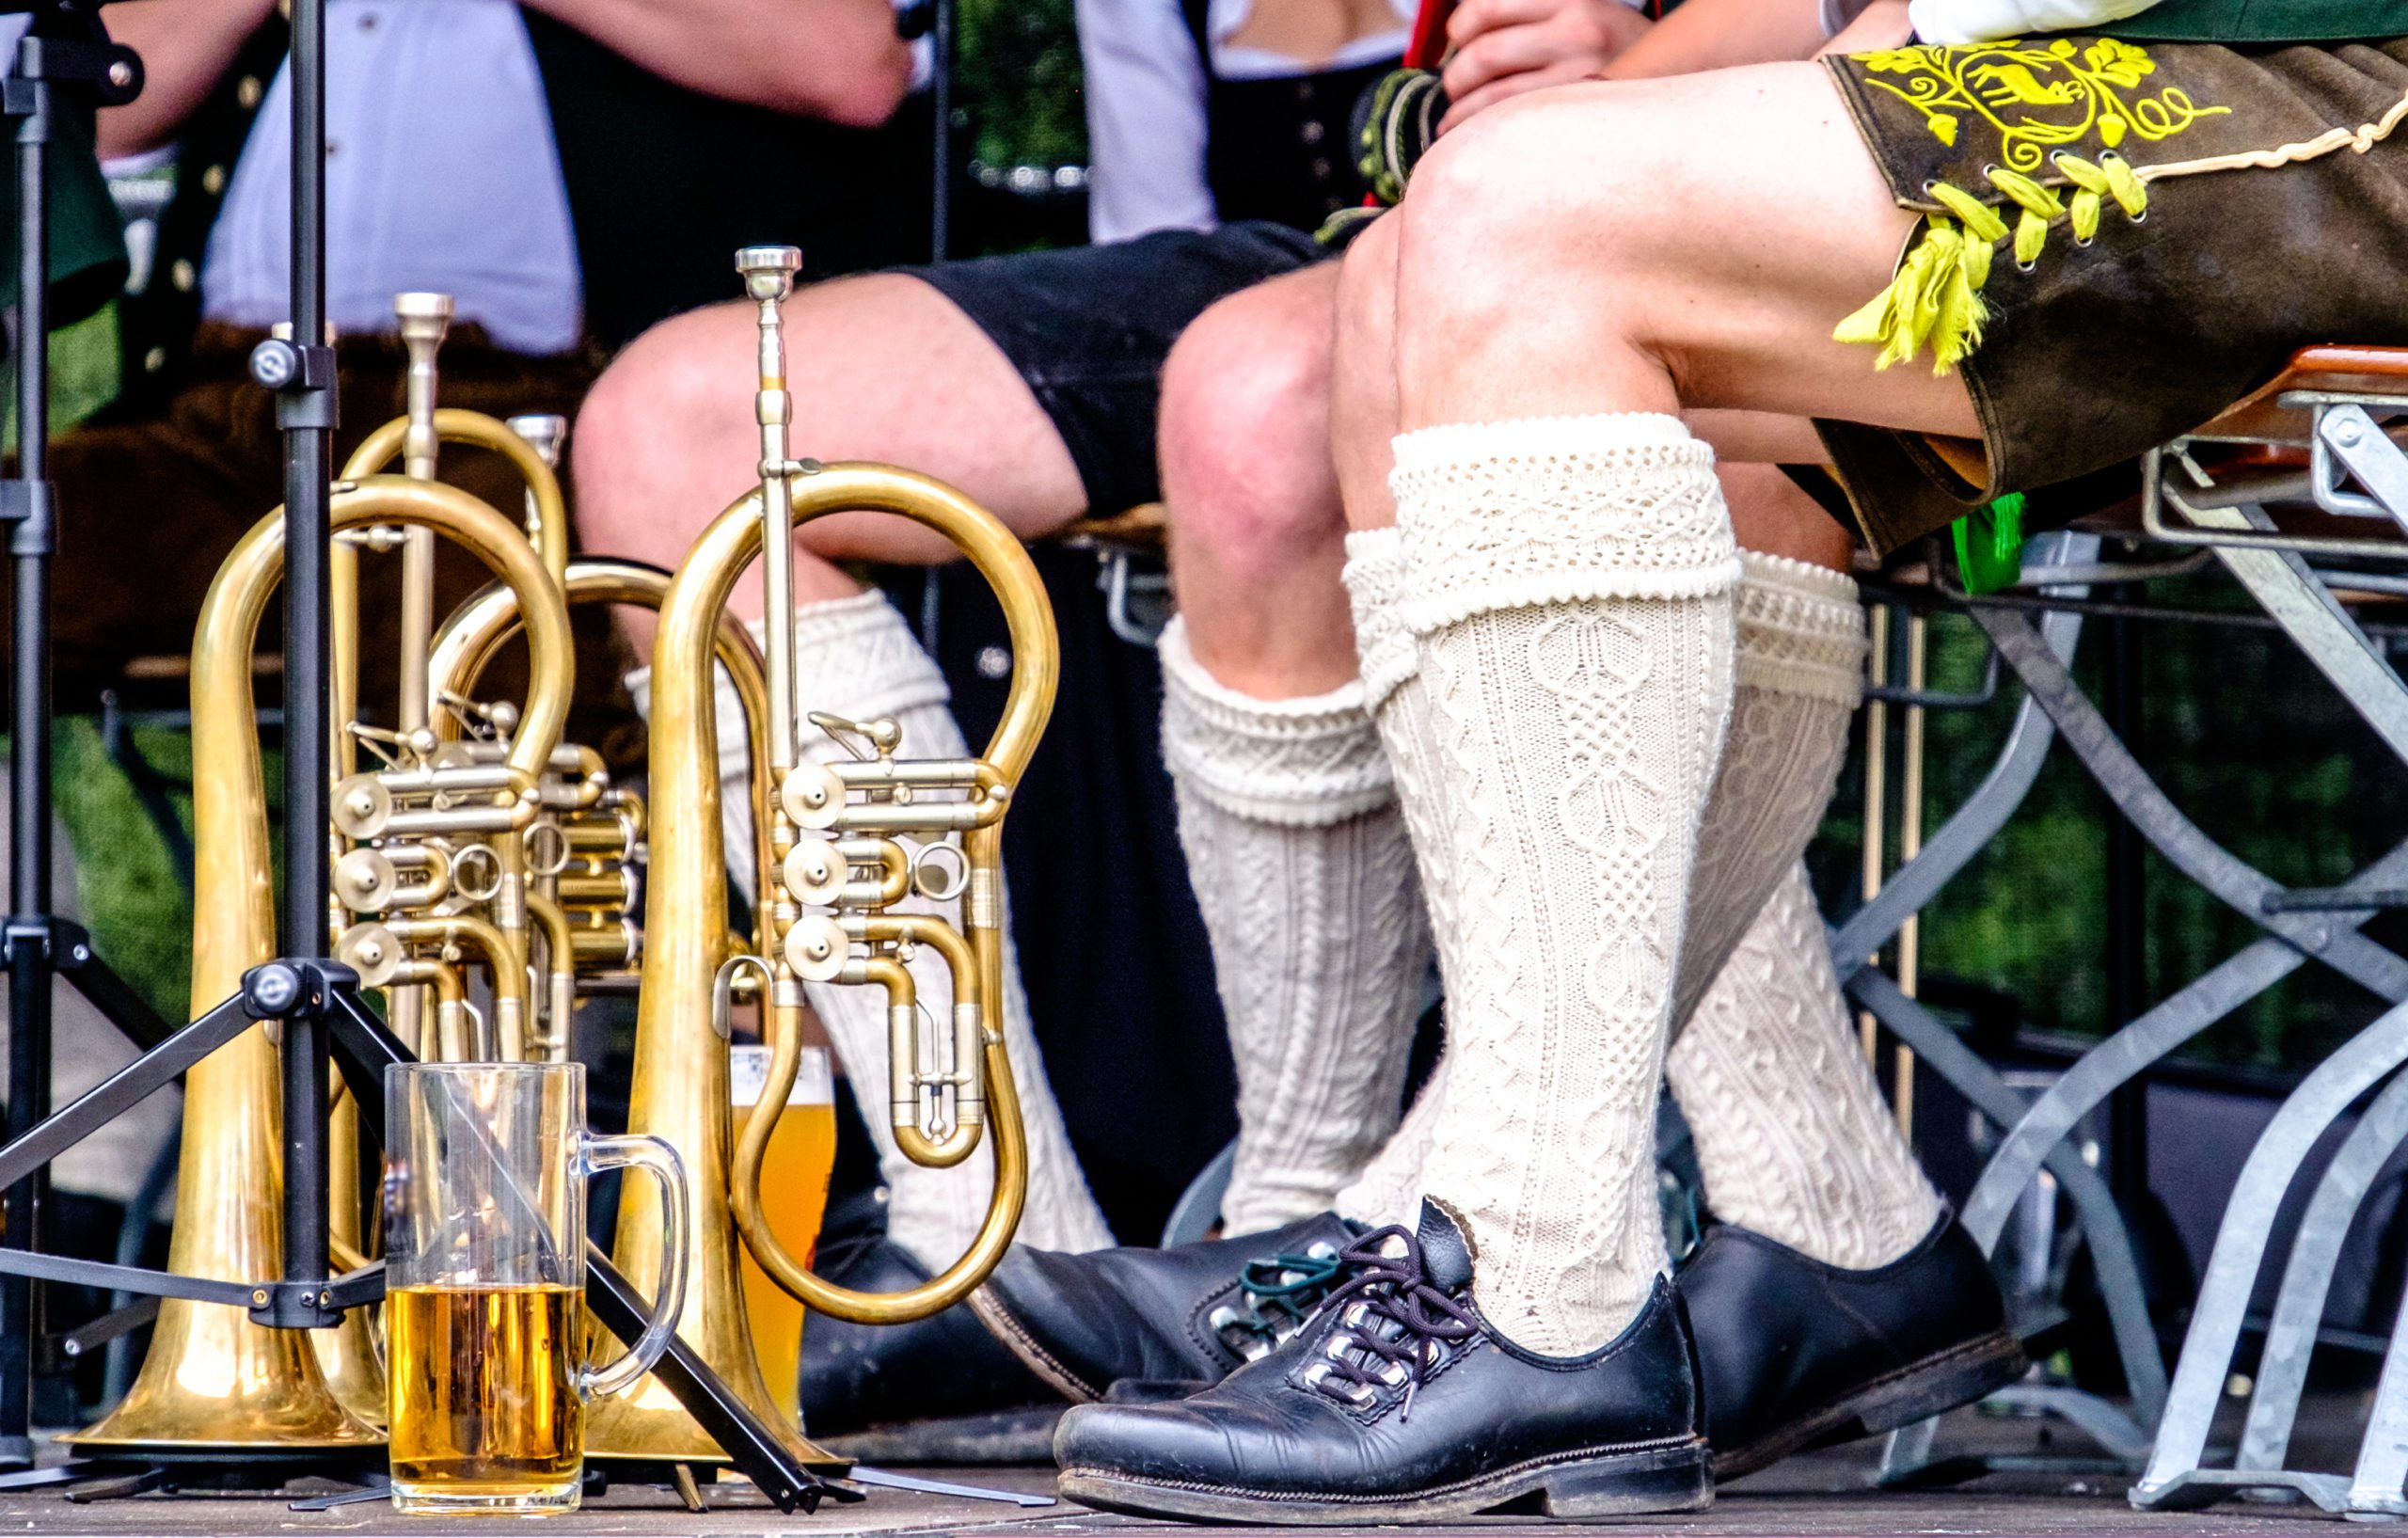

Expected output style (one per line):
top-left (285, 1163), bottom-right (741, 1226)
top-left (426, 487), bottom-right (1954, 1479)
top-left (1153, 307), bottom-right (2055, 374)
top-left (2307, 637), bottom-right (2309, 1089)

top-left (1300, 1226), bottom-right (1479, 1421)
top-left (1212, 1245), bottom-right (1347, 1359)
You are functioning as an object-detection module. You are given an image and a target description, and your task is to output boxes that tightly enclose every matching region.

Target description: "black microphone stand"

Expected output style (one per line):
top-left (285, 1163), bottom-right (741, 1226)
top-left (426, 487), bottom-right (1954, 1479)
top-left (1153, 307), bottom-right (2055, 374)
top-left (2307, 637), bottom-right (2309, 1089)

top-left (0, 0), bottom-right (827, 1508)
top-left (0, 0), bottom-right (154, 1472)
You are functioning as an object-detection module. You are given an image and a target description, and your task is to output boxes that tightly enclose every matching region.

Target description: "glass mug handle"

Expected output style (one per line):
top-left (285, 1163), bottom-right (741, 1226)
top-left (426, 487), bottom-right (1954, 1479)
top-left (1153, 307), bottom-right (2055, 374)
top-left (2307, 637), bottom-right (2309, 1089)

top-left (578, 1132), bottom-right (690, 1399)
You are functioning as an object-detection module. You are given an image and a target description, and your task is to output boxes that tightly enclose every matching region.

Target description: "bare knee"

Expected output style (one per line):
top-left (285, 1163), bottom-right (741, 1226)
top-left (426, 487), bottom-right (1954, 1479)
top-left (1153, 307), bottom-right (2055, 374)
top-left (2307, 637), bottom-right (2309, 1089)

top-left (1392, 90), bottom-right (1670, 362)
top-left (572, 299), bottom-right (754, 553)
top-left (1161, 277), bottom-right (1346, 587)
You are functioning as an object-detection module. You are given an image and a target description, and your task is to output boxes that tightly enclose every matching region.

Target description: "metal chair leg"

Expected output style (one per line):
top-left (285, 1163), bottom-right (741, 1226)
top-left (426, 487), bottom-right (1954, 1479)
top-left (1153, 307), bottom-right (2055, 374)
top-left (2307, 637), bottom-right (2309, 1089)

top-left (2133, 997), bottom-right (2408, 1507)
top-left (2235, 1064), bottom-right (2408, 1472)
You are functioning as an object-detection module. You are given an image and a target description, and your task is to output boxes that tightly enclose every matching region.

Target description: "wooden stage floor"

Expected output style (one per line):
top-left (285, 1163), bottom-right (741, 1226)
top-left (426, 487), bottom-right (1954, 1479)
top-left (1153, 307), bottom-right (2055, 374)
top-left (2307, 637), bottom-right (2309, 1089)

top-left (0, 1403), bottom-right (2374, 1536)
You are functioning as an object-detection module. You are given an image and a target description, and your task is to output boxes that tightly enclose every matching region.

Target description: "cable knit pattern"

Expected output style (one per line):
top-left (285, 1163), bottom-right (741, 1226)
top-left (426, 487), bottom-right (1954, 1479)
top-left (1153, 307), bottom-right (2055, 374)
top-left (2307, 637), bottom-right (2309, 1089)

top-left (1668, 865), bottom-right (1940, 1267)
top-left (1397, 413), bottom-right (1736, 1356)
top-left (1674, 554), bottom-right (1869, 1023)
top-left (1338, 1051), bottom-right (1449, 1228)
top-left (1161, 621), bottom-right (1430, 1232)
top-left (1389, 414), bottom-right (1745, 633)
top-left (628, 594), bottom-right (1114, 1261)
top-left (1334, 531), bottom-right (1461, 1230)
top-left (1160, 619), bottom-right (1396, 828)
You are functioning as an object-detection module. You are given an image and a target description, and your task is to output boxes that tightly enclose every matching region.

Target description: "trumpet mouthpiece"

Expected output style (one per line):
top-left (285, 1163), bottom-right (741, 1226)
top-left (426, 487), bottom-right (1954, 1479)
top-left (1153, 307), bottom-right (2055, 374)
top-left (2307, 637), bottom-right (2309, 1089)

top-left (393, 292), bottom-right (454, 347)
top-left (736, 246), bottom-right (803, 302)
top-left (508, 413), bottom-right (570, 468)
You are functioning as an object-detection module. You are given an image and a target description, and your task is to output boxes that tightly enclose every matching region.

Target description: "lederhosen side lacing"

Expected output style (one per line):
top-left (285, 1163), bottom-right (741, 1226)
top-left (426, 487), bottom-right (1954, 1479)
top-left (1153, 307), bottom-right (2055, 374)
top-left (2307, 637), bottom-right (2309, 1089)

top-left (1833, 37), bottom-right (2408, 374)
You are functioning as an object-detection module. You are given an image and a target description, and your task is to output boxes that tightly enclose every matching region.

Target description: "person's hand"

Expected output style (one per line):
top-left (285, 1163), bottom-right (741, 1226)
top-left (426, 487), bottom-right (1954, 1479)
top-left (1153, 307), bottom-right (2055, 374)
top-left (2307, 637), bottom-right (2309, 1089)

top-left (1437, 0), bottom-right (1652, 132)
top-left (1819, 0), bottom-right (1912, 55)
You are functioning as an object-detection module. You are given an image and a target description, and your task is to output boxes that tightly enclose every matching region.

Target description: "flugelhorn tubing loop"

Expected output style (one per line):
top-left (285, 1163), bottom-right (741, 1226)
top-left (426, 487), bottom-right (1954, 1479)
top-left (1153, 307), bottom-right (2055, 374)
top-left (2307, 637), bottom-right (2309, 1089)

top-left (730, 975), bottom-right (1025, 1322)
top-left (428, 558), bottom-right (777, 958)
top-left (647, 464), bottom-right (1050, 1329)
top-left (860, 913), bottom-right (983, 1165)
top-left (523, 891), bottom-right (580, 1060)
top-left (342, 408), bottom-right (571, 582)
top-left (381, 913), bottom-right (528, 1060)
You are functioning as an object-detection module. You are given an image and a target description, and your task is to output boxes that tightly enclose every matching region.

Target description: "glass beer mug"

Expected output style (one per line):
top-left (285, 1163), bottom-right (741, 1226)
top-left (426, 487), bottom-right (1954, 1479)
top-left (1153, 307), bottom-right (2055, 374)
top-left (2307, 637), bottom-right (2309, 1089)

top-left (384, 1063), bottom-right (689, 1514)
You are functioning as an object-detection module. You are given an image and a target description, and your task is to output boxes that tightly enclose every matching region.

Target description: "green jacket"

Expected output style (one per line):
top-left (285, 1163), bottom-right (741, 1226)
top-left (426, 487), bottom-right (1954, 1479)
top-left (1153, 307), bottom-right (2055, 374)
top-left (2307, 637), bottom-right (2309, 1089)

top-left (2103, 0), bottom-right (2408, 41)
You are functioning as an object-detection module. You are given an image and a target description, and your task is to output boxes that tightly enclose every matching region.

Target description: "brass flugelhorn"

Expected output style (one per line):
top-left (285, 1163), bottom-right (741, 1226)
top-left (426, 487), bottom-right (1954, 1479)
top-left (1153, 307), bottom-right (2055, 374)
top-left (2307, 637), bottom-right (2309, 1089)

top-left (67, 475), bottom-right (575, 1456)
top-left (584, 246), bottom-right (1051, 1465)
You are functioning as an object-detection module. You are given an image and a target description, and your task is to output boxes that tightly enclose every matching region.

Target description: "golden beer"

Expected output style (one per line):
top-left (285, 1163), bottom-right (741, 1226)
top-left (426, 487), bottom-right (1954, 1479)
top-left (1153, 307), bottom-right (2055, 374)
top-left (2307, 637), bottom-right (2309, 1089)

top-left (387, 1283), bottom-right (583, 1511)
top-left (732, 1045), bottom-right (837, 1423)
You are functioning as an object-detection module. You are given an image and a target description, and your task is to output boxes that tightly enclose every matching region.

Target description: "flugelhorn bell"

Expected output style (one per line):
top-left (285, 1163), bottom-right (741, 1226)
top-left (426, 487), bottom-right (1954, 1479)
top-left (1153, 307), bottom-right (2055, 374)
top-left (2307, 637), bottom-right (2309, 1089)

top-left (68, 475), bottom-right (574, 1456)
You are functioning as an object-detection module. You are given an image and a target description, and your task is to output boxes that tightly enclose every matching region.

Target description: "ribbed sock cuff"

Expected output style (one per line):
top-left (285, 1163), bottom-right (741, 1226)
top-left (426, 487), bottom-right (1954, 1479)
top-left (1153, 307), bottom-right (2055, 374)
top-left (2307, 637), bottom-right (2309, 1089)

top-left (1735, 551), bottom-right (1867, 707)
top-left (1341, 529), bottom-right (1415, 716)
top-left (1389, 413), bottom-right (1740, 633)
top-left (1159, 616), bottom-right (1392, 827)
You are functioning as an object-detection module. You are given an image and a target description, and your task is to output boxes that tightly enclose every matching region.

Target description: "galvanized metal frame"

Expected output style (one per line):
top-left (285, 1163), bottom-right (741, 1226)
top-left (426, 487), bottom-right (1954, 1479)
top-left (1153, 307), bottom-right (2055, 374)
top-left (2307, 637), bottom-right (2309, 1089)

top-left (1852, 399), bottom-right (2408, 1514)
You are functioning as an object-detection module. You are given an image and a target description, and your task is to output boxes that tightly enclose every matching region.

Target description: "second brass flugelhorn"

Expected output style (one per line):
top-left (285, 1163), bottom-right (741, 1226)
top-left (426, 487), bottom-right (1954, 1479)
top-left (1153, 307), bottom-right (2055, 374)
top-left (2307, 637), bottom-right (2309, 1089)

top-left (585, 246), bottom-right (1052, 1464)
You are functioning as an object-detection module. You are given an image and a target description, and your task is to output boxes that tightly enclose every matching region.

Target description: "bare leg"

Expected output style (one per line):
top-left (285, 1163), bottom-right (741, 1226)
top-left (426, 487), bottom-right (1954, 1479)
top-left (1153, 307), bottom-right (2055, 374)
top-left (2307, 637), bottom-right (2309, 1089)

top-left (1354, 64), bottom-right (1978, 481)
top-left (1336, 220), bottom-right (1851, 565)
top-left (1160, 262), bottom-right (1356, 700)
top-left (573, 272), bottom-right (1088, 646)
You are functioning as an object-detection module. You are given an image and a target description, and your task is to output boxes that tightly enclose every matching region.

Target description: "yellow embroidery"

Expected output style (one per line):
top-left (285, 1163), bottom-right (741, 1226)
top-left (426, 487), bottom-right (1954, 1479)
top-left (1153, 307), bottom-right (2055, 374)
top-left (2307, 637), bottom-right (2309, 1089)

top-left (1832, 37), bottom-right (2223, 375)
top-left (1858, 37), bottom-right (2227, 173)
top-left (1832, 151), bottom-right (2143, 375)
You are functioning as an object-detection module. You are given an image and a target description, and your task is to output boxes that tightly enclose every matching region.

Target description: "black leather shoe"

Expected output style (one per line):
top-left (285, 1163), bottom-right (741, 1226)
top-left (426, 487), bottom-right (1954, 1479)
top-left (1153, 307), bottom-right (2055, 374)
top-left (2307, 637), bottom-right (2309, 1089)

top-left (1054, 1201), bottom-right (1713, 1524)
top-left (800, 1207), bottom-right (1055, 1436)
top-left (970, 1212), bottom-right (1359, 1401)
top-left (1679, 1212), bottom-right (2027, 1479)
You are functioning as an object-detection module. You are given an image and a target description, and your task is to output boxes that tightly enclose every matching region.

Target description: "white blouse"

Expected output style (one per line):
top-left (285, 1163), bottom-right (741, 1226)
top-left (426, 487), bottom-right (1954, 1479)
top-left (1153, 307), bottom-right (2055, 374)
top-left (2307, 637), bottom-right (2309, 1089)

top-left (1075, 0), bottom-right (1414, 243)
top-left (1906, 0), bottom-right (2167, 44)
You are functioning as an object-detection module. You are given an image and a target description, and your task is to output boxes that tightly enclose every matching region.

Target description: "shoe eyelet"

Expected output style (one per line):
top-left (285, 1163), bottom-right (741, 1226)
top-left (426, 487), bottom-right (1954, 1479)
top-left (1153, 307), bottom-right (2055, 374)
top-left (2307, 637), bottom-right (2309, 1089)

top-left (2016, 259), bottom-right (2038, 275)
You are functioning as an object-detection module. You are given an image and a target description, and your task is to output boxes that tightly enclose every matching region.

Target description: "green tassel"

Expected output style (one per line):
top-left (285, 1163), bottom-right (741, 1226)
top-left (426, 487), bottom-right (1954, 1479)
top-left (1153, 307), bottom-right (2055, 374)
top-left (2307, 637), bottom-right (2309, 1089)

top-left (1952, 492), bottom-right (2026, 595)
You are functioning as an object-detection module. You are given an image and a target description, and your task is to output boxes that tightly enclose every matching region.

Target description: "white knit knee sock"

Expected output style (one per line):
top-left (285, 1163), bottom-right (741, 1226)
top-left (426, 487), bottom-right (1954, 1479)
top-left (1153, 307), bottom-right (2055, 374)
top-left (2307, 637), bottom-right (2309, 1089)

top-left (1333, 527), bottom-right (1454, 1231)
top-left (629, 592), bottom-right (1114, 1261)
top-left (1160, 616), bottom-right (1429, 1234)
top-left (1673, 553), bottom-right (1872, 1017)
top-left (1662, 552), bottom-right (1938, 1268)
top-left (1395, 413), bottom-right (1737, 1356)
top-left (1670, 864), bottom-right (1940, 1266)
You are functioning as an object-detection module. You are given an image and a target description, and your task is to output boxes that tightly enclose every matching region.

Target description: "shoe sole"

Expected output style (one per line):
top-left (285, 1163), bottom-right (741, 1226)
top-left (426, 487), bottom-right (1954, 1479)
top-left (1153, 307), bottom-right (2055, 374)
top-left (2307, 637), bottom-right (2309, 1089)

top-left (1713, 1328), bottom-right (2029, 1481)
top-left (1060, 1435), bottom-right (1712, 1524)
top-left (967, 1286), bottom-right (1107, 1403)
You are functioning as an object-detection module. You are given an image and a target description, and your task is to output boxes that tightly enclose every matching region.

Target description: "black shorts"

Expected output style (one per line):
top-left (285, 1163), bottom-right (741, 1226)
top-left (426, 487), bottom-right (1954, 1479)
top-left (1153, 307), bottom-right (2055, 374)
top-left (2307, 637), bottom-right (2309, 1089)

top-left (909, 221), bottom-right (1330, 515)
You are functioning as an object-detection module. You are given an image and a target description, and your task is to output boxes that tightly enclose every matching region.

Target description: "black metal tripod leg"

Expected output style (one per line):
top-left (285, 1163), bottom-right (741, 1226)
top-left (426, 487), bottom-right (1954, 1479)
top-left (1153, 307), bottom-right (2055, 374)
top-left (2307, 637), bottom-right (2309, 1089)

top-left (325, 979), bottom-right (413, 1139)
top-left (54, 925), bottom-right (175, 1052)
top-left (583, 1253), bottom-right (830, 1514)
top-left (0, 993), bottom-right (249, 1193)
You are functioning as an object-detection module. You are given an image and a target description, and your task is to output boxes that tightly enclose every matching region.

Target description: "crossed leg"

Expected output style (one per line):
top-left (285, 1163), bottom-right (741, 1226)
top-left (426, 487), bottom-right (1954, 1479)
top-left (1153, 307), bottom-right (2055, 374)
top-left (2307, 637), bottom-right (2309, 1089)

top-left (1340, 63), bottom-right (1977, 511)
